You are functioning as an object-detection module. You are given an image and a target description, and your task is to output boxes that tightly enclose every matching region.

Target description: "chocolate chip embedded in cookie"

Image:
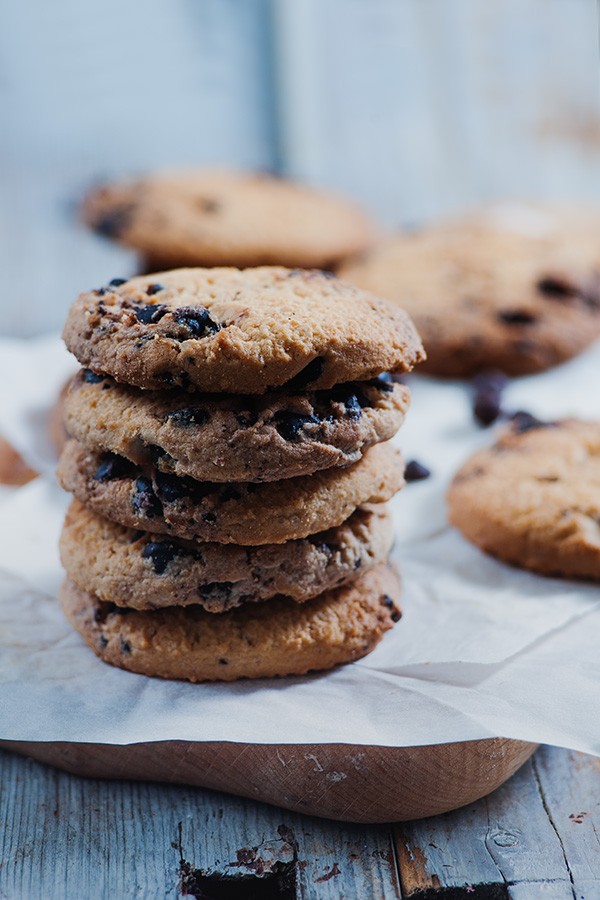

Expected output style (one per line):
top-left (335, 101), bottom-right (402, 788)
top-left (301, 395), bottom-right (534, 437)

top-left (60, 499), bottom-right (395, 611)
top-left (62, 267), bottom-right (425, 394)
top-left (340, 208), bottom-right (600, 377)
top-left (59, 563), bottom-right (402, 682)
top-left (64, 368), bottom-right (410, 482)
top-left (57, 439), bottom-right (404, 545)
top-left (81, 168), bottom-right (379, 270)
top-left (448, 418), bottom-right (600, 579)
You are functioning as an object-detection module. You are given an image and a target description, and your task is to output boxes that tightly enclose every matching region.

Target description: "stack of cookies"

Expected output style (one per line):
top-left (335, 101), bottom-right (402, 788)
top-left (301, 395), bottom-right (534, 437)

top-left (57, 267), bottom-right (424, 682)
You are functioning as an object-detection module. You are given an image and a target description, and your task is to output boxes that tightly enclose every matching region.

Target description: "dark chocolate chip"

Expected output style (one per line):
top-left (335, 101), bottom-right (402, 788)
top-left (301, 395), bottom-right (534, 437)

top-left (166, 408), bottom-right (210, 427)
top-left (120, 638), bottom-right (132, 654)
top-left (93, 206), bottom-right (133, 238)
top-left (510, 411), bottom-right (551, 434)
top-left (382, 594), bottom-right (401, 622)
top-left (131, 476), bottom-right (163, 518)
top-left (472, 370), bottom-right (509, 393)
top-left (173, 306), bottom-right (221, 338)
top-left (404, 460), bottom-right (431, 482)
top-left (285, 356), bottom-right (325, 390)
top-left (537, 276), bottom-right (577, 298)
top-left (148, 444), bottom-right (167, 464)
top-left (498, 310), bottom-right (537, 325)
top-left (146, 283), bottom-right (165, 295)
top-left (108, 277), bottom-right (128, 287)
top-left (142, 539), bottom-right (184, 574)
top-left (367, 372), bottom-right (394, 392)
top-left (474, 391), bottom-right (503, 426)
top-left (153, 471), bottom-right (217, 504)
top-left (82, 368), bottom-right (105, 384)
top-left (94, 453), bottom-right (134, 482)
top-left (472, 371), bottom-right (508, 427)
top-left (135, 304), bottom-right (168, 324)
top-left (330, 384), bottom-right (368, 416)
top-left (202, 512), bottom-right (217, 524)
top-left (274, 411), bottom-right (320, 441)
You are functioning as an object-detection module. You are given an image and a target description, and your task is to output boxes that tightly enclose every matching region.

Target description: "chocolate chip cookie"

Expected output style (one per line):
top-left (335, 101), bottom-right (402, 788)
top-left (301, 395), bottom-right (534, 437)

top-left (340, 208), bottom-right (600, 376)
top-left (62, 267), bottom-right (425, 394)
top-left (64, 368), bottom-right (410, 482)
top-left (81, 168), bottom-right (379, 271)
top-left (57, 439), bottom-right (404, 545)
top-left (59, 563), bottom-right (402, 682)
top-left (60, 499), bottom-right (394, 611)
top-left (448, 417), bottom-right (600, 578)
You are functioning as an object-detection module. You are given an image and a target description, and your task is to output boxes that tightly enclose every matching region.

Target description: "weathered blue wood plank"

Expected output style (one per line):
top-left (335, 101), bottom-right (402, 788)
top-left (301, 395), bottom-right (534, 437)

top-left (396, 751), bottom-right (575, 895)
top-left (0, 749), bottom-right (401, 899)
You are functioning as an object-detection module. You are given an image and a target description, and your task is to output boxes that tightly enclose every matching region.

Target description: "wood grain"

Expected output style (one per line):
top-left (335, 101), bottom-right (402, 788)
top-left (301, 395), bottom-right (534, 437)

top-left (2, 737), bottom-right (537, 824)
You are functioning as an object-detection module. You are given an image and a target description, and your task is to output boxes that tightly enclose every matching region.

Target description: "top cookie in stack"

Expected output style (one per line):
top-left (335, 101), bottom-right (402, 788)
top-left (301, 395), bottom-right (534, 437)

top-left (82, 169), bottom-right (379, 272)
top-left (57, 267), bottom-right (424, 682)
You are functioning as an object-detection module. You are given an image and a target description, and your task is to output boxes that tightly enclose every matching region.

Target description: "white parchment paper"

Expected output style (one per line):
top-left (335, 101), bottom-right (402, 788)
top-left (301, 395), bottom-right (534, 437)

top-left (1, 334), bottom-right (599, 750)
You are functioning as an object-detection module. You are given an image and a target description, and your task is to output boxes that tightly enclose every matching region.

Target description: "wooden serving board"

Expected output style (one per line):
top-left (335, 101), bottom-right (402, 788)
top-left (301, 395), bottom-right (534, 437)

top-left (2, 737), bottom-right (537, 823)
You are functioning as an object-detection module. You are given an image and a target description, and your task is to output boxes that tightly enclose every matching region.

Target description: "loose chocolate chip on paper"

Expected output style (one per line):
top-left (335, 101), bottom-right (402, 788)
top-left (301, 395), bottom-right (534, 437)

top-left (404, 460), bottom-right (431, 482)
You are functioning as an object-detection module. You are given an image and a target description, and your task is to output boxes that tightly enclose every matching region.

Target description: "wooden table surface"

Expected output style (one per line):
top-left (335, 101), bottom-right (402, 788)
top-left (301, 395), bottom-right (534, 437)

top-left (1, 744), bottom-right (599, 899)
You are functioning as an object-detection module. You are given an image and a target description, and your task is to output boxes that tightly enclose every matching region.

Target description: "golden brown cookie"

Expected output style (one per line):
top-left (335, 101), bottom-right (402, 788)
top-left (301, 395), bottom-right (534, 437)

top-left (59, 564), bottom-right (402, 682)
top-left (62, 267), bottom-right (424, 394)
top-left (60, 499), bottom-right (394, 611)
top-left (448, 416), bottom-right (600, 578)
top-left (81, 168), bottom-right (379, 270)
top-left (57, 439), bottom-right (404, 545)
top-left (340, 209), bottom-right (600, 377)
top-left (64, 368), bottom-right (409, 483)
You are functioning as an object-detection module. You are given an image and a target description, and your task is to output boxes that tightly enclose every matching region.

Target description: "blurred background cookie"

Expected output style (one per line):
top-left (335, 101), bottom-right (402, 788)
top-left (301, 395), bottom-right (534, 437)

top-left (82, 168), bottom-right (379, 272)
top-left (340, 206), bottom-right (600, 377)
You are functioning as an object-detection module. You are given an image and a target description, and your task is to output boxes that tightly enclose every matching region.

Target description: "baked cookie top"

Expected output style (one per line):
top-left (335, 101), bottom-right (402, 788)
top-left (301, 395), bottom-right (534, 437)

top-left (340, 207), bottom-right (600, 377)
top-left (60, 499), bottom-right (394, 612)
top-left (63, 267), bottom-right (425, 394)
top-left (81, 168), bottom-right (379, 270)
top-left (448, 416), bottom-right (600, 579)
top-left (60, 564), bottom-right (401, 682)
top-left (57, 439), bottom-right (404, 545)
top-left (64, 368), bottom-right (410, 482)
